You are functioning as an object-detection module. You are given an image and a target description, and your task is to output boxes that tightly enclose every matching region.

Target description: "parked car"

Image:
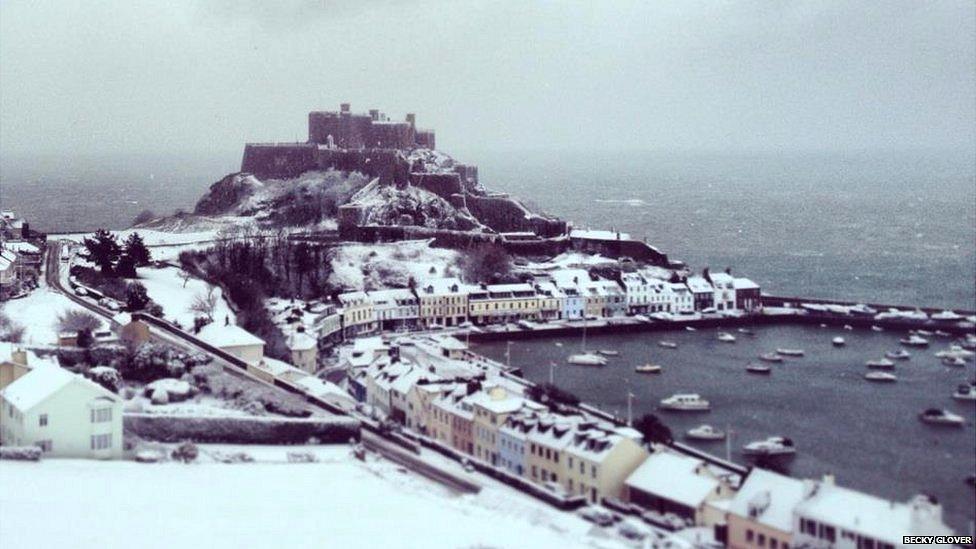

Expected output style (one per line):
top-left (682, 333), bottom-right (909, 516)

top-left (578, 506), bottom-right (615, 527)
top-left (618, 518), bottom-right (650, 541)
top-left (74, 286), bottom-right (87, 296)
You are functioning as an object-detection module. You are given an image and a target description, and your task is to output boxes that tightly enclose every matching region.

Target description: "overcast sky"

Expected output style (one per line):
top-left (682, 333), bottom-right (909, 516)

top-left (1, 0), bottom-right (973, 157)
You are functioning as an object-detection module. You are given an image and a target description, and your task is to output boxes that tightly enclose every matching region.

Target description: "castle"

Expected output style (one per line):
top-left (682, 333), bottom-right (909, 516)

top-left (241, 103), bottom-right (453, 185)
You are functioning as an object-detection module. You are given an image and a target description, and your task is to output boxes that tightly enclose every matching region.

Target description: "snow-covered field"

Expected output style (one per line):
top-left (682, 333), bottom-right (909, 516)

top-left (137, 266), bottom-right (235, 329)
top-left (0, 287), bottom-right (103, 345)
top-left (0, 445), bottom-right (624, 549)
top-left (328, 240), bottom-right (461, 290)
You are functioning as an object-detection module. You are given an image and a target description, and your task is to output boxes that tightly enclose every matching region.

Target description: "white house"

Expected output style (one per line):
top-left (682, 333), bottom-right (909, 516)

top-left (368, 288), bottom-right (419, 331)
top-left (793, 475), bottom-right (953, 549)
top-left (621, 272), bottom-right (651, 314)
top-left (285, 331), bottom-right (318, 374)
top-left (709, 272), bottom-right (736, 311)
top-left (0, 365), bottom-right (123, 459)
top-left (197, 323), bottom-right (266, 365)
top-left (726, 468), bottom-right (807, 549)
top-left (668, 282), bottom-right (694, 314)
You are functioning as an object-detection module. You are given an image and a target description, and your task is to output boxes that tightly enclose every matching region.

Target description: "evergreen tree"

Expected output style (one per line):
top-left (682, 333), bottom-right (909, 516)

top-left (633, 413), bottom-right (673, 445)
top-left (83, 229), bottom-right (121, 275)
top-left (125, 282), bottom-right (151, 311)
top-left (123, 232), bottom-right (152, 267)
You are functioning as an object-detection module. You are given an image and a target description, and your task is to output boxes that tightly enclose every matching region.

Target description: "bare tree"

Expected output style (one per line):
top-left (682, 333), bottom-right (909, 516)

top-left (178, 270), bottom-right (193, 289)
top-left (190, 286), bottom-right (219, 321)
top-left (57, 310), bottom-right (102, 334)
top-left (0, 307), bottom-right (26, 343)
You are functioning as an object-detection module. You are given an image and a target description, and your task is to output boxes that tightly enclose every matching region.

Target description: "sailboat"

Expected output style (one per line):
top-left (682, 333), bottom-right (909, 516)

top-left (567, 317), bottom-right (607, 366)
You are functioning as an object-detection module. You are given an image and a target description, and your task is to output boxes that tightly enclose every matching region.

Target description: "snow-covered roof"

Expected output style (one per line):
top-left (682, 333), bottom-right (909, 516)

top-left (2, 365), bottom-right (113, 412)
top-left (709, 272), bottom-right (733, 285)
top-left (418, 277), bottom-right (465, 296)
top-left (197, 323), bottom-right (265, 349)
top-left (795, 479), bottom-right (953, 542)
top-left (733, 278), bottom-right (760, 290)
top-left (431, 335), bottom-right (467, 351)
top-left (2, 241), bottom-right (39, 254)
top-left (625, 451), bottom-right (717, 509)
top-left (257, 357), bottom-right (298, 376)
top-left (337, 291), bottom-right (369, 304)
top-left (465, 387), bottom-right (525, 415)
top-left (728, 468), bottom-right (806, 533)
top-left (286, 332), bottom-right (317, 352)
top-left (111, 312), bottom-right (133, 326)
top-left (297, 376), bottom-right (351, 401)
top-left (367, 288), bottom-right (416, 303)
top-left (686, 276), bottom-right (713, 293)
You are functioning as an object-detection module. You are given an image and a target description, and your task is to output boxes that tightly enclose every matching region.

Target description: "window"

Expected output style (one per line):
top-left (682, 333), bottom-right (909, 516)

top-left (91, 407), bottom-right (112, 423)
top-left (770, 539), bottom-right (778, 549)
top-left (39, 414), bottom-right (48, 427)
top-left (91, 434), bottom-right (112, 450)
top-left (746, 530), bottom-right (754, 543)
top-left (591, 464), bottom-right (597, 479)
top-left (758, 533), bottom-right (766, 546)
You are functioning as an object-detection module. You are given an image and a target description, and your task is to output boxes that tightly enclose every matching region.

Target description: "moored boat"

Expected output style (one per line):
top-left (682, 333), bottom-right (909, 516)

top-left (598, 349), bottom-right (619, 357)
top-left (935, 345), bottom-right (974, 360)
top-left (658, 341), bottom-right (678, 349)
top-left (635, 364), bottom-right (662, 374)
top-left (746, 363), bottom-right (771, 374)
top-left (942, 356), bottom-right (967, 367)
top-left (686, 424), bottom-right (725, 441)
top-left (900, 335), bottom-right (929, 347)
top-left (918, 408), bottom-right (965, 426)
top-left (776, 348), bottom-right (805, 357)
top-left (717, 332), bottom-right (736, 343)
top-left (660, 393), bottom-right (710, 412)
top-left (885, 349), bottom-right (911, 360)
top-left (864, 371), bottom-right (897, 382)
top-left (865, 358), bottom-right (895, 369)
top-left (951, 382), bottom-right (976, 401)
top-left (832, 336), bottom-right (845, 347)
top-left (742, 436), bottom-right (796, 456)
top-left (758, 352), bottom-right (784, 363)
top-left (736, 328), bottom-right (754, 335)
top-left (567, 352), bottom-right (607, 366)
top-left (685, 326), bottom-right (697, 332)
top-left (870, 325), bottom-right (884, 332)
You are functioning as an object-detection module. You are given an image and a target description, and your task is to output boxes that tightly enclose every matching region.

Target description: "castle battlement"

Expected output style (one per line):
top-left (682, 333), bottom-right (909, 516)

top-left (308, 103), bottom-right (435, 150)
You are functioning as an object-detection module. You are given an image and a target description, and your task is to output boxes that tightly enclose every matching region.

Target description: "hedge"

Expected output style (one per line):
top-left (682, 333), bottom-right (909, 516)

top-left (124, 413), bottom-right (360, 444)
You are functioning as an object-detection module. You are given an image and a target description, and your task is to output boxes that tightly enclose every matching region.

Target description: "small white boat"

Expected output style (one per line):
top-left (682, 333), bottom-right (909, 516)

top-left (932, 310), bottom-right (963, 321)
top-left (776, 348), bottom-right (805, 357)
top-left (660, 393), bottom-right (710, 412)
top-left (934, 330), bottom-right (951, 338)
top-left (832, 336), bottom-right (846, 347)
top-left (843, 324), bottom-right (853, 331)
top-left (865, 358), bottom-right (895, 369)
top-left (685, 326), bottom-right (697, 332)
top-left (717, 332), bottom-right (736, 343)
top-left (918, 408), bottom-right (965, 426)
top-left (900, 335), bottom-right (929, 347)
top-left (686, 424), bottom-right (725, 441)
top-left (635, 364), bottom-right (662, 374)
top-left (951, 383), bottom-right (976, 401)
top-left (743, 436), bottom-right (796, 456)
top-left (598, 349), bottom-right (619, 357)
top-left (567, 352), bottom-right (607, 366)
top-left (758, 352), bottom-right (784, 363)
top-left (870, 325), bottom-right (884, 332)
top-left (864, 371), bottom-right (897, 382)
top-left (657, 341), bottom-right (678, 349)
top-left (736, 328), bottom-right (754, 335)
top-left (746, 363), bottom-right (772, 374)
top-left (935, 345), bottom-right (975, 359)
top-left (942, 356), bottom-right (967, 367)
top-left (885, 349), bottom-right (911, 360)
top-left (912, 329), bottom-right (934, 337)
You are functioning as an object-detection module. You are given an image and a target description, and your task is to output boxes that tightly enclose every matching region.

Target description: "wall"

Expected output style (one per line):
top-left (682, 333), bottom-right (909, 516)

top-left (241, 143), bottom-right (318, 179)
top-left (461, 194), bottom-right (568, 237)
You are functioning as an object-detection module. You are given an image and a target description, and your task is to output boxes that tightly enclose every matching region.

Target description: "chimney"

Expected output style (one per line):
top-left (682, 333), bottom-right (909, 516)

top-left (406, 113), bottom-right (416, 127)
top-left (340, 103), bottom-right (351, 114)
top-left (822, 473), bottom-right (835, 486)
top-left (369, 109), bottom-right (379, 121)
top-left (11, 348), bottom-right (28, 366)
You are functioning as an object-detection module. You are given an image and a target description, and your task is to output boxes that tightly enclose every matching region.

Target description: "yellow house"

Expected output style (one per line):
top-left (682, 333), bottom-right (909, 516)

top-left (416, 278), bottom-right (469, 328)
top-left (337, 291), bottom-right (377, 338)
top-left (467, 283), bottom-right (540, 325)
top-left (0, 343), bottom-right (33, 391)
top-left (624, 449), bottom-right (736, 527)
top-left (563, 425), bottom-right (649, 504)
top-left (525, 414), bottom-right (578, 488)
top-left (726, 468), bottom-right (806, 549)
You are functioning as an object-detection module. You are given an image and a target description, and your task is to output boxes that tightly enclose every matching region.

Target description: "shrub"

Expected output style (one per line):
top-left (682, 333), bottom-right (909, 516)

top-left (86, 366), bottom-right (122, 393)
top-left (287, 451), bottom-right (318, 463)
top-left (459, 243), bottom-right (512, 283)
top-left (171, 442), bottom-right (199, 463)
top-left (57, 310), bottom-right (102, 334)
top-left (125, 414), bottom-right (360, 444)
top-left (0, 446), bottom-right (42, 461)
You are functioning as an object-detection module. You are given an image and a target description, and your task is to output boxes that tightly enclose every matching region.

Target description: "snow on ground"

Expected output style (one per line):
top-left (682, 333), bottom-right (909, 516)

top-left (0, 286), bottom-right (102, 346)
top-left (0, 445), bottom-right (625, 549)
top-left (329, 240), bottom-right (461, 291)
top-left (137, 266), bottom-right (235, 329)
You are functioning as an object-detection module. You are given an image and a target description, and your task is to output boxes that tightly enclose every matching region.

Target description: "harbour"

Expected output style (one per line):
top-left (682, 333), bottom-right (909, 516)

top-left (473, 323), bottom-right (976, 533)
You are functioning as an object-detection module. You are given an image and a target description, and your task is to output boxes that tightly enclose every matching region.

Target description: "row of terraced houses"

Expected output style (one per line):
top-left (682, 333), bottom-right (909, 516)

top-left (342, 334), bottom-right (955, 548)
top-left (333, 268), bottom-right (762, 338)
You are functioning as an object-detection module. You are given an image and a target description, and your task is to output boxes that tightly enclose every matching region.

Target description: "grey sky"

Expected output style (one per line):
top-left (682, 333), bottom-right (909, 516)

top-left (1, 0), bottom-right (973, 157)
